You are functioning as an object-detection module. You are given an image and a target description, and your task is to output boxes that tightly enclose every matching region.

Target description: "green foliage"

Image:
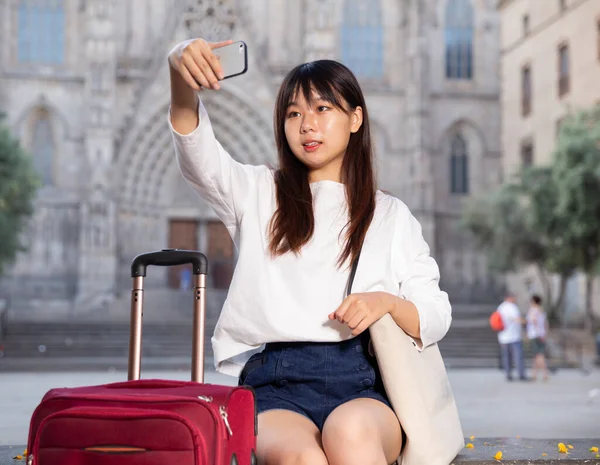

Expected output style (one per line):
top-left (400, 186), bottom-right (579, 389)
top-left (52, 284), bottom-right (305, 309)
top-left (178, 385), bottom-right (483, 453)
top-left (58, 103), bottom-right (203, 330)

top-left (460, 171), bottom-right (560, 273)
top-left (518, 166), bottom-right (578, 276)
top-left (552, 106), bottom-right (600, 330)
top-left (552, 106), bottom-right (600, 273)
top-left (0, 117), bottom-right (39, 277)
top-left (462, 104), bottom-right (600, 329)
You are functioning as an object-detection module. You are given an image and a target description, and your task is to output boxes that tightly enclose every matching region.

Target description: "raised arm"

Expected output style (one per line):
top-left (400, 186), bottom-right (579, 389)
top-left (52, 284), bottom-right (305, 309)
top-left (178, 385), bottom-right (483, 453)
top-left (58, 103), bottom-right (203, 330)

top-left (167, 39), bottom-right (264, 230)
top-left (169, 38), bottom-right (229, 134)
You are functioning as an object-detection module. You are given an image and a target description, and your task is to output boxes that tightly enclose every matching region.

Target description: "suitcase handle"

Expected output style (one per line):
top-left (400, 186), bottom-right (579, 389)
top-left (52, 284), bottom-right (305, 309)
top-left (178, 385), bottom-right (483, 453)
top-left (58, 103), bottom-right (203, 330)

top-left (130, 249), bottom-right (208, 277)
top-left (128, 249), bottom-right (208, 384)
top-left (107, 379), bottom-right (195, 389)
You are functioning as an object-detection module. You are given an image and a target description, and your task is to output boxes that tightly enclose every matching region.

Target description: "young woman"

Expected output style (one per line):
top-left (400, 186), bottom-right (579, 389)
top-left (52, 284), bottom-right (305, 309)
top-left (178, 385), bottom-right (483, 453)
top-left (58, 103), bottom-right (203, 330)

top-left (168, 38), bottom-right (452, 465)
top-left (526, 295), bottom-right (549, 382)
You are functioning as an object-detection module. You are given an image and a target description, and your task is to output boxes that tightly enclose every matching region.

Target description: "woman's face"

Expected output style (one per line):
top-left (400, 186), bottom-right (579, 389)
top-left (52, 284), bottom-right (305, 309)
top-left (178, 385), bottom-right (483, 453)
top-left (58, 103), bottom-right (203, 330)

top-left (284, 89), bottom-right (362, 182)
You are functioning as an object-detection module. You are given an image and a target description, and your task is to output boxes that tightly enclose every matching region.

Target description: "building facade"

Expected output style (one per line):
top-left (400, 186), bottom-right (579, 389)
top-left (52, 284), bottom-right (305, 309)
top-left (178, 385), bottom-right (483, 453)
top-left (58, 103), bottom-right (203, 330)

top-left (0, 0), bottom-right (503, 320)
top-left (499, 0), bottom-right (600, 320)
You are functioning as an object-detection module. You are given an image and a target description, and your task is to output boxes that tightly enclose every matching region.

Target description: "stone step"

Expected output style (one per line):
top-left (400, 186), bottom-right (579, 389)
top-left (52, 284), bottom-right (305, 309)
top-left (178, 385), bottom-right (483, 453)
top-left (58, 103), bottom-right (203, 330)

top-left (0, 308), bottom-right (514, 370)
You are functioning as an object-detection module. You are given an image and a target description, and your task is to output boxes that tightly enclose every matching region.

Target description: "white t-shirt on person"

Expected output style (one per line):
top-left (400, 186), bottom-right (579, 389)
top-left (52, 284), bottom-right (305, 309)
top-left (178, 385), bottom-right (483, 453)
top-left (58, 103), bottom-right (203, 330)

top-left (168, 99), bottom-right (453, 377)
top-left (497, 301), bottom-right (523, 345)
top-left (526, 306), bottom-right (547, 340)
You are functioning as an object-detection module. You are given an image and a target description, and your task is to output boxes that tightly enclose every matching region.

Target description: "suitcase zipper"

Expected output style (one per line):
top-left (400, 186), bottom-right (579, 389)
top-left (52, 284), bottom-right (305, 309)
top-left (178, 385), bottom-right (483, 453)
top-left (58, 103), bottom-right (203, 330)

top-left (219, 405), bottom-right (233, 436)
top-left (197, 395), bottom-right (232, 437)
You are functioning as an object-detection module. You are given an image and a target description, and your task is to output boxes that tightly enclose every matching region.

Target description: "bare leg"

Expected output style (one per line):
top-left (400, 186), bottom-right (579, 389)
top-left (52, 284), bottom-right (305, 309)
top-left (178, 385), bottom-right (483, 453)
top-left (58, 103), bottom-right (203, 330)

top-left (322, 398), bottom-right (403, 465)
top-left (531, 352), bottom-right (539, 381)
top-left (537, 354), bottom-right (549, 381)
top-left (256, 409), bottom-right (328, 465)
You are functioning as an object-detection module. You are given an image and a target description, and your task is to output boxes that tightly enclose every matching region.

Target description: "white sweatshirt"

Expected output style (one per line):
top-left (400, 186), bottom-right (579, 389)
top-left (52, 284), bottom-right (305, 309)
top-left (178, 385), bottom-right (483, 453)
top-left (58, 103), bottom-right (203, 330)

top-left (169, 101), bottom-right (452, 377)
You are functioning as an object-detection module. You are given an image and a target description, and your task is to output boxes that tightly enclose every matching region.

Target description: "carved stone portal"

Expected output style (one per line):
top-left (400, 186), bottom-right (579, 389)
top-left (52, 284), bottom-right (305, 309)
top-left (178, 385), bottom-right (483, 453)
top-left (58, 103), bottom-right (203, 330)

top-left (183, 0), bottom-right (237, 41)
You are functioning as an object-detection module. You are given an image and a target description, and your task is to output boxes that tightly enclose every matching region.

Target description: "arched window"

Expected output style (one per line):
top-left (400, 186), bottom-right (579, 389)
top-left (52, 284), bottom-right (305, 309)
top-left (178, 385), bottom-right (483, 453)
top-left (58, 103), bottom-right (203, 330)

top-left (450, 134), bottom-right (469, 194)
top-left (340, 0), bottom-right (384, 79)
top-left (18, 0), bottom-right (65, 64)
top-left (445, 0), bottom-right (473, 80)
top-left (31, 110), bottom-right (55, 185)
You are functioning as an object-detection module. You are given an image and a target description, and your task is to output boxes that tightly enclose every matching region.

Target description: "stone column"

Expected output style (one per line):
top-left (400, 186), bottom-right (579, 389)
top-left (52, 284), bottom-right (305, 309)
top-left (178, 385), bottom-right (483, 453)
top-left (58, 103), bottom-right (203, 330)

top-left (75, 0), bottom-right (118, 312)
top-left (403, 0), bottom-right (436, 252)
top-left (303, 0), bottom-right (339, 61)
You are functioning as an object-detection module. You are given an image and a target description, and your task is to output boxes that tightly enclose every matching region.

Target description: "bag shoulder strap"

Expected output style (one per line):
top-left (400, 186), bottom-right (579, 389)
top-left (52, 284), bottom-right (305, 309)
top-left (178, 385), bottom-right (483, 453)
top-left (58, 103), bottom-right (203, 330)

top-left (345, 247), bottom-right (362, 298)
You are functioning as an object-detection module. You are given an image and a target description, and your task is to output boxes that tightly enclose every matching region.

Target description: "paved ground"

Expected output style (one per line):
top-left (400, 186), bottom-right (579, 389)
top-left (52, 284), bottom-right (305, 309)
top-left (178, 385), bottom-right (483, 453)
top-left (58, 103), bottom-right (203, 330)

top-left (1, 368), bottom-right (599, 446)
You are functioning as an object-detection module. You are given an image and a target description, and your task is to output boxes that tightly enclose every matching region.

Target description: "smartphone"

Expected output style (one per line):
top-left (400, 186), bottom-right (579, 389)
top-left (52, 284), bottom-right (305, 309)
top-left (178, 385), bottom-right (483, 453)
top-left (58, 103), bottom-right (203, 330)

top-left (216, 41), bottom-right (248, 80)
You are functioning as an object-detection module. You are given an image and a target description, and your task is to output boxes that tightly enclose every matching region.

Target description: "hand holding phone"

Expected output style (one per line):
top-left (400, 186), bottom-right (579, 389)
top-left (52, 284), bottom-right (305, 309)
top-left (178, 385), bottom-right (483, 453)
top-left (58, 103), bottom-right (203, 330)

top-left (168, 39), bottom-right (248, 92)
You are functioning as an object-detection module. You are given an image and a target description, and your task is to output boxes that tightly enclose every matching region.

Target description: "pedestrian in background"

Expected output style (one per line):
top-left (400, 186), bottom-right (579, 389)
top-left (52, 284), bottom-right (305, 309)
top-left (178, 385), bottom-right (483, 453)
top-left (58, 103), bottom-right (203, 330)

top-left (526, 294), bottom-right (549, 382)
top-left (497, 292), bottom-right (527, 381)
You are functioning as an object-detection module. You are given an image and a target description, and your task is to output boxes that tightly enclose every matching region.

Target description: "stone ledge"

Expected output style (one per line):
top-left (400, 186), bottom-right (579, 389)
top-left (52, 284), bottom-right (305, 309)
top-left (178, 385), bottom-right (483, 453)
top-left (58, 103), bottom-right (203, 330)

top-left (2, 439), bottom-right (600, 464)
top-left (453, 438), bottom-right (600, 464)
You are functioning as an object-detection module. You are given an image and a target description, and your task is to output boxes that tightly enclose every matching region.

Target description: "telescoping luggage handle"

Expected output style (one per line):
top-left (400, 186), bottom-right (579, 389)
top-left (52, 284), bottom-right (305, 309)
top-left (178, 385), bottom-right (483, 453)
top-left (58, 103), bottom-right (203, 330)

top-left (128, 249), bottom-right (208, 383)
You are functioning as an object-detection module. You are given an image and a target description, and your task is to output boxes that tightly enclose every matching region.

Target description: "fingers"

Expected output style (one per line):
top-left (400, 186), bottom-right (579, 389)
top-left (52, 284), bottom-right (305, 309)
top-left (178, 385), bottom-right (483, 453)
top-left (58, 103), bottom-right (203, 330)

top-left (333, 295), bottom-right (355, 321)
top-left (181, 54), bottom-right (210, 90)
top-left (342, 304), bottom-right (361, 326)
top-left (177, 64), bottom-right (202, 91)
top-left (346, 306), bottom-right (365, 330)
top-left (175, 39), bottom-right (224, 90)
top-left (209, 39), bottom-right (234, 50)
top-left (331, 296), bottom-right (373, 336)
top-left (187, 51), bottom-right (220, 90)
top-left (351, 318), bottom-right (371, 336)
top-left (198, 45), bottom-right (223, 85)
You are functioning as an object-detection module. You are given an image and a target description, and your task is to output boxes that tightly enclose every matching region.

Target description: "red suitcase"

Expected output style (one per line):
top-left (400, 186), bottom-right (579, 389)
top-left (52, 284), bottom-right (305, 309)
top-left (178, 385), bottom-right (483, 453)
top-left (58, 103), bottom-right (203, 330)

top-left (26, 249), bottom-right (257, 465)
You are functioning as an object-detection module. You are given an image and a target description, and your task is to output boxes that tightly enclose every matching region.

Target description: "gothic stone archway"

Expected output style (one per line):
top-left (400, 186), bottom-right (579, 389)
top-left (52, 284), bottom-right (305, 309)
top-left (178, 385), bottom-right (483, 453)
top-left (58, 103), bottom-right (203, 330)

top-left (115, 89), bottom-right (275, 289)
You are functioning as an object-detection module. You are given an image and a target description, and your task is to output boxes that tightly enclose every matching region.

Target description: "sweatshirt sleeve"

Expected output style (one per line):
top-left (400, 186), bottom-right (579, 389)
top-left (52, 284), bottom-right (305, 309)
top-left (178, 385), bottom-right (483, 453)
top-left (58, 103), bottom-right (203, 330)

top-left (168, 99), bottom-right (263, 230)
top-left (392, 201), bottom-right (452, 350)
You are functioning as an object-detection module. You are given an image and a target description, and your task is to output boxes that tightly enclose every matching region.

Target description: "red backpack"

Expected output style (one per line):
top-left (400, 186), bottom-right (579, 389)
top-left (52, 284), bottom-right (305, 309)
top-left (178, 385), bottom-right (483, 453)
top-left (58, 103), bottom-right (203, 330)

top-left (489, 311), bottom-right (505, 332)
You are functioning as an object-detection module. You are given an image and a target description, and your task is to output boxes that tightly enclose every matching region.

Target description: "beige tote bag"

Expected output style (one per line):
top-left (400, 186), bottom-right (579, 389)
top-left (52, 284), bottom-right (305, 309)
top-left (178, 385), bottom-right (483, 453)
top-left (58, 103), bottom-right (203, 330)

top-left (346, 253), bottom-right (465, 465)
top-left (369, 315), bottom-right (465, 465)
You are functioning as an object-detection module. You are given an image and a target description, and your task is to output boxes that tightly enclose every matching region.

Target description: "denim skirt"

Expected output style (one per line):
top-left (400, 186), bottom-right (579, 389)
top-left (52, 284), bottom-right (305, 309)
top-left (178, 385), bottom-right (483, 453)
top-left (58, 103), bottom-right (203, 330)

top-left (238, 331), bottom-right (392, 431)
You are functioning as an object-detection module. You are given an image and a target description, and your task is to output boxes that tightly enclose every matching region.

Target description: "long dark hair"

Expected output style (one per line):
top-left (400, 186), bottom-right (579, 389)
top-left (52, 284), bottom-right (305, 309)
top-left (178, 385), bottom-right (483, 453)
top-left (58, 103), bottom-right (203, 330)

top-left (269, 60), bottom-right (376, 268)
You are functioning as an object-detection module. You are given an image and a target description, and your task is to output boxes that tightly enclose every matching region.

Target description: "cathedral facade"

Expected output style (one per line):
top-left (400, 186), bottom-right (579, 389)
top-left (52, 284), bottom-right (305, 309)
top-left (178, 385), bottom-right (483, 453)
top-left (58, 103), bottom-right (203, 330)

top-left (0, 0), bottom-right (504, 318)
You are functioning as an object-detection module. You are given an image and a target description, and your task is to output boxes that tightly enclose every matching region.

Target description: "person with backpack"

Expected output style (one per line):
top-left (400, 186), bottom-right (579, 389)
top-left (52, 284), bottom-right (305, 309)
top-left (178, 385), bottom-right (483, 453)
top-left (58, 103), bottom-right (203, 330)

top-left (495, 292), bottom-right (527, 381)
top-left (167, 38), bottom-right (453, 465)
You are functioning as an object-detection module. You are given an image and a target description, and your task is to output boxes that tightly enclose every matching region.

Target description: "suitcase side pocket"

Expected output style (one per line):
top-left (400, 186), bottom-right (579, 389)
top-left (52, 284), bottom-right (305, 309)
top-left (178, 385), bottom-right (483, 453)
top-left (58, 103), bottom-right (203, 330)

top-left (30, 406), bottom-right (212, 465)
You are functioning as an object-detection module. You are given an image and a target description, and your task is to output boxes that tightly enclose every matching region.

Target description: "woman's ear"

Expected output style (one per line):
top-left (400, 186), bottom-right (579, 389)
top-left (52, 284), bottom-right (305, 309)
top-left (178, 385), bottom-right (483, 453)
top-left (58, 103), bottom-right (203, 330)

top-left (350, 106), bottom-right (363, 134)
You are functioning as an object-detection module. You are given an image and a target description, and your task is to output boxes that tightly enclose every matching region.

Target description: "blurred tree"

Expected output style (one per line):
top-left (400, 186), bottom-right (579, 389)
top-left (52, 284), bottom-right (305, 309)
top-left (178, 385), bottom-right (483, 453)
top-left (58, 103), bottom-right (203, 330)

top-left (463, 105), bottom-right (600, 330)
top-left (461, 169), bottom-right (576, 325)
top-left (517, 166), bottom-right (578, 324)
top-left (0, 113), bottom-right (39, 277)
top-left (552, 106), bottom-right (600, 332)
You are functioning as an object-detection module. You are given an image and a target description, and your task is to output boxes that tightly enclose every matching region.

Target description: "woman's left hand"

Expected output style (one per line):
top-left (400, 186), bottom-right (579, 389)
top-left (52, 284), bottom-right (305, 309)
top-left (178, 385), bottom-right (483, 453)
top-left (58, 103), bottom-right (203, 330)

top-left (328, 292), bottom-right (396, 336)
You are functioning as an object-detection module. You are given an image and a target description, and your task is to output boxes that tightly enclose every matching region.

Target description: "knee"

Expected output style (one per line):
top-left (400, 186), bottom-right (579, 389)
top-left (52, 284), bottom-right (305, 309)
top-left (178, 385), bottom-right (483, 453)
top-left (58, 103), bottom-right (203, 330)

top-left (322, 413), bottom-right (382, 464)
top-left (323, 412), bottom-right (373, 447)
top-left (277, 449), bottom-right (329, 465)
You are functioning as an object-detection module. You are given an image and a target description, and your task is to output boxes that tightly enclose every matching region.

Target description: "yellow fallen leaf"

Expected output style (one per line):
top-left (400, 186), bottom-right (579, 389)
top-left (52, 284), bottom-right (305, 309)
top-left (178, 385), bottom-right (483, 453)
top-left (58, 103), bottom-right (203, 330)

top-left (568, 445), bottom-right (574, 450)
top-left (470, 435), bottom-right (475, 440)
top-left (23, 449), bottom-right (27, 455)
top-left (12, 455), bottom-right (23, 460)
top-left (465, 443), bottom-right (474, 449)
top-left (542, 453), bottom-right (548, 456)
top-left (558, 443), bottom-right (568, 453)
top-left (590, 446), bottom-right (599, 453)
top-left (494, 451), bottom-right (503, 460)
